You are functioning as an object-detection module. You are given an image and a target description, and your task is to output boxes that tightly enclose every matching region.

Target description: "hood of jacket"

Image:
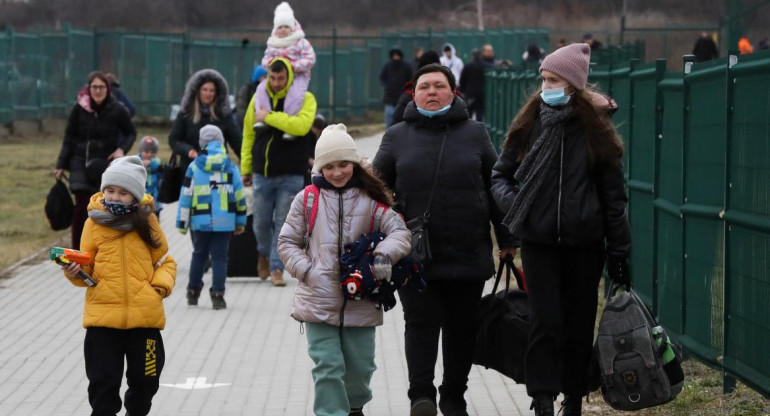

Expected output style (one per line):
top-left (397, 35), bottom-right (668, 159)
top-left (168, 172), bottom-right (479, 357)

top-left (266, 57), bottom-right (295, 103)
top-left (194, 141), bottom-right (231, 173)
top-left (403, 95), bottom-right (470, 128)
top-left (179, 68), bottom-right (232, 117)
top-left (442, 42), bottom-right (458, 60)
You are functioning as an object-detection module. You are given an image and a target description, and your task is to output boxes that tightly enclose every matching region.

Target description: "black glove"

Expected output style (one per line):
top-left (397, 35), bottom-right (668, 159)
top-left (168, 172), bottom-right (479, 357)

top-left (607, 257), bottom-right (630, 289)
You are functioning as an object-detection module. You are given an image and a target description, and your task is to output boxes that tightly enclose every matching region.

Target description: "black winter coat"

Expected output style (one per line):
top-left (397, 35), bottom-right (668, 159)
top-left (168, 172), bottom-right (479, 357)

top-left (490, 112), bottom-right (631, 259)
top-left (373, 98), bottom-right (515, 281)
top-left (380, 60), bottom-right (413, 105)
top-left (169, 113), bottom-right (242, 170)
top-left (169, 69), bottom-right (242, 170)
top-left (459, 61), bottom-right (486, 111)
top-left (56, 94), bottom-right (136, 193)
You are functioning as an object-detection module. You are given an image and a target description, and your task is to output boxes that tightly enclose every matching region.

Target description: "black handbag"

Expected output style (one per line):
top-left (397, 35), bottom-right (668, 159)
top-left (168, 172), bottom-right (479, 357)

top-left (158, 153), bottom-right (184, 203)
top-left (45, 175), bottom-right (74, 231)
top-left (473, 255), bottom-right (530, 383)
top-left (406, 132), bottom-right (447, 263)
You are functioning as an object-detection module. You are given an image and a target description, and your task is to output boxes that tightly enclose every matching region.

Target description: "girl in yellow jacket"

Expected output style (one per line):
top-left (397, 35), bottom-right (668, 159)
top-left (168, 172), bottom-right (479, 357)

top-left (60, 155), bottom-right (176, 416)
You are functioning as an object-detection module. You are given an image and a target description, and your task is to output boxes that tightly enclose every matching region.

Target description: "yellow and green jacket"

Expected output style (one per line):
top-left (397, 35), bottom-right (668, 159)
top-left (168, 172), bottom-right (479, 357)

top-left (66, 193), bottom-right (176, 329)
top-left (240, 57), bottom-right (317, 178)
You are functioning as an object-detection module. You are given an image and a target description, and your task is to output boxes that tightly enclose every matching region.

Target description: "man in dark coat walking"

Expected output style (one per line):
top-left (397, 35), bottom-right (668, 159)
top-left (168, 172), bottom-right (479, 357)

top-left (692, 31), bottom-right (719, 62)
top-left (459, 49), bottom-right (486, 122)
top-left (379, 46), bottom-right (413, 128)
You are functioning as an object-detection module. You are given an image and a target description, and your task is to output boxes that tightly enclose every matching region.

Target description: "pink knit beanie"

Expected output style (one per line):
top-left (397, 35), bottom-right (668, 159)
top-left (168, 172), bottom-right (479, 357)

top-left (539, 43), bottom-right (591, 90)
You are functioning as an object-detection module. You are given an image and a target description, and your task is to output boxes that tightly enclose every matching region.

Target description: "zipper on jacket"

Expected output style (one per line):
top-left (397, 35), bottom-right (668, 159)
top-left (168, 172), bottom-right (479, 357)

top-left (122, 237), bottom-right (129, 328)
top-left (337, 190), bottom-right (346, 329)
top-left (557, 133), bottom-right (564, 244)
top-left (263, 135), bottom-right (274, 177)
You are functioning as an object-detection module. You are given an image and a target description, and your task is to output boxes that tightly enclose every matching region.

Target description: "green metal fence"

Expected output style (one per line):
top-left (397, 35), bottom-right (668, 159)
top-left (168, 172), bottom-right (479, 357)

top-left (0, 25), bottom-right (550, 125)
top-left (483, 45), bottom-right (770, 398)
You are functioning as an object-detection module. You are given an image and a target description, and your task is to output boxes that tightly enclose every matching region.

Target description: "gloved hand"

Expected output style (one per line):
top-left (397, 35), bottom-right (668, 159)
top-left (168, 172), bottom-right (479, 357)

top-left (607, 257), bottom-right (631, 289)
top-left (373, 255), bottom-right (392, 282)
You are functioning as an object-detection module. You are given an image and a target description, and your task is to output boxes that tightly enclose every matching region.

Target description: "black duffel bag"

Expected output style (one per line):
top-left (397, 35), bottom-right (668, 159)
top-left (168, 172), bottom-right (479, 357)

top-left (45, 176), bottom-right (74, 231)
top-left (473, 254), bottom-right (530, 383)
top-left (158, 153), bottom-right (184, 203)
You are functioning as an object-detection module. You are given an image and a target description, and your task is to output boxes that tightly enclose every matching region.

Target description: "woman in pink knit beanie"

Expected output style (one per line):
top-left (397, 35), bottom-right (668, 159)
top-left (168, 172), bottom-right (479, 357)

top-left (489, 43), bottom-right (631, 416)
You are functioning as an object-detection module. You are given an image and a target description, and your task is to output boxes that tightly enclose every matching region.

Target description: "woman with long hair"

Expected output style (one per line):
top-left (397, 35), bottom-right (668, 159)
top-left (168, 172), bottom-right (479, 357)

top-left (491, 43), bottom-right (631, 416)
top-left (169, 69), bottom-right (242, 171)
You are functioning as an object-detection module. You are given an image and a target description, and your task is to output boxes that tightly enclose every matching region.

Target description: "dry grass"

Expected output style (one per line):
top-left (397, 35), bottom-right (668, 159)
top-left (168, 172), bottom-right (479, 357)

top-left (0, 122), bottom-right (381, 273)
top-left (0, 126), bottom-right (171, 272)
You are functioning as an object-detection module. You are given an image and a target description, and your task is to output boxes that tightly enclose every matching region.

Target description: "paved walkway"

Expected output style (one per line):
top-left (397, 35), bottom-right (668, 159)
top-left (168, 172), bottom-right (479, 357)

top-left (0, 133), bottom-right (534, 416)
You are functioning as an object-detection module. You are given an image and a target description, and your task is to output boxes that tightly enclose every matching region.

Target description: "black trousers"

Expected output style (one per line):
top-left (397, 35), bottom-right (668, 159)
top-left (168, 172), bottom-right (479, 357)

top-left (84, 327), bottom-right (165, 416)
top-left (398, 279), bottom-right (485, 405)
top-left (521, 243), bottom-right (604, 397)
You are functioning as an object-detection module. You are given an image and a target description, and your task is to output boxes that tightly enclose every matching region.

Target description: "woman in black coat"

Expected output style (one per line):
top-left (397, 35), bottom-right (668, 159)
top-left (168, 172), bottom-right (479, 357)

top-left (54, 71), bottom-right (136, 249)
top-left (373, 64), bottom-right (515, 416)
top-left (169, 69), bottom-right (242, 171)
top-left (490, 43), bottom-right (630, 416)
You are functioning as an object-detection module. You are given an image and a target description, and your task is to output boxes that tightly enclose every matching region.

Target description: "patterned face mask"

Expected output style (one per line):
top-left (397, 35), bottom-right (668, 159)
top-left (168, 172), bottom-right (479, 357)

top-left (102, 199), bottom-right (139, 216)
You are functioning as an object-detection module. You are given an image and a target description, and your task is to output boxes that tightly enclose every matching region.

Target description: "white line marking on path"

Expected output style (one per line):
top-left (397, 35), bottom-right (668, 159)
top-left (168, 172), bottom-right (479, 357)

top-left (160, 377), bottom-right (231, 389)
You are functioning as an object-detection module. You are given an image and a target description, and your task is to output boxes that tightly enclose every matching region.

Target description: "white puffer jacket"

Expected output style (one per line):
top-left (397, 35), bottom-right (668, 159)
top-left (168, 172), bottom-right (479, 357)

top-left (278, 186), bottom-right (411, 327)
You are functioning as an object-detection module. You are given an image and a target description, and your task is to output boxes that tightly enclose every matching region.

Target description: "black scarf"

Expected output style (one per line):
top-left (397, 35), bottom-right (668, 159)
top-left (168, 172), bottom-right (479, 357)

top-left (502, 103), bottom-right (575, 234)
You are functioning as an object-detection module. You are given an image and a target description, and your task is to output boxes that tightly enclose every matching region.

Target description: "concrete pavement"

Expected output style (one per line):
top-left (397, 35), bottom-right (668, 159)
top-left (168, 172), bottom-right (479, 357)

top-left (0, 132), bottom-right (534, 416)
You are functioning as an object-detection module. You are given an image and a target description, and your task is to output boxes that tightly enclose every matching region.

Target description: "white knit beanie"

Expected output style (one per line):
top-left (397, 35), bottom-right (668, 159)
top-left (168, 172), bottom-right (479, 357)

top-left (101, 155), bottom-right (147, 202)
top-left (273, 2), bottom-right (296, 31)
top-left (313, 124), bottom-right (361, 173)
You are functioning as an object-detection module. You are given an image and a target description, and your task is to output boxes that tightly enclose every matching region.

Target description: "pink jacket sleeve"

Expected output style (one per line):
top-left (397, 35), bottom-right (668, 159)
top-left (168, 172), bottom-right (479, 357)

top-left (289, 39), bottom-right (316, 74)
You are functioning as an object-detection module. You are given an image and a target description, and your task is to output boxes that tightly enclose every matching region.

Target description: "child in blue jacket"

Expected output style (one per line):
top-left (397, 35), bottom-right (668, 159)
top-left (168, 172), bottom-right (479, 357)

top-left (176, 125), bottom-right (247, 309)
top-left (138, 136), bottom-right (163, 218)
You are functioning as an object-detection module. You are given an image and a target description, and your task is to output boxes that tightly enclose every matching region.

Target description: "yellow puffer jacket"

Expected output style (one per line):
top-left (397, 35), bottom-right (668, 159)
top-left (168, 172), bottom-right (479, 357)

top-left (66, 193), bottom-right (177, 329)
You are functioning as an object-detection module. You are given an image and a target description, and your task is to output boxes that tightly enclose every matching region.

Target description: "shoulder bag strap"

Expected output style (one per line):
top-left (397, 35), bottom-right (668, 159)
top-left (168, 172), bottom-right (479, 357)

top-left (422, 129), bottom-right (449, 219)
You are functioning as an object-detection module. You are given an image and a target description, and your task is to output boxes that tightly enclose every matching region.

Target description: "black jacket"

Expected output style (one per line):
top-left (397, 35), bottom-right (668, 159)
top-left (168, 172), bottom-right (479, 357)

top-left (692, 37), bottom-right (719, 62)
top-left (169, 69), bottom-right (242, 170)
top-left (56, 94), bottom-right (136, 193)
top-left (459, 60), bottom-right (486, 111)
top-left (373, 98), bottom-right (515, 281)
top-left (380, 59), bottom-right (413, 105)
top-left (490, 112), bottom-right (631, 259)
top-left (250, 96), bottom-right (316, 178)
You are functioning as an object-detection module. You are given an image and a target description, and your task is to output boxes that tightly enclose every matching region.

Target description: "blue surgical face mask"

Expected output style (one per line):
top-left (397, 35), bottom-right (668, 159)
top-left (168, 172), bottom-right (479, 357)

top-left (102, 199), bottom-right (139, 216)
top-left (540, 87), bottom-right (572, 106)
top-left (417, 104), bottom-right (451, 118)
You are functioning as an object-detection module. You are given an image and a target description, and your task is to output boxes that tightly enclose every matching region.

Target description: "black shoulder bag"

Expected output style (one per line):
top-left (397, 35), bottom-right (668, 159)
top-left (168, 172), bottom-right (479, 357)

top-left (158, 153), bottom-right (184, 203)
top-left (406, 131), bottom-right (448, 263)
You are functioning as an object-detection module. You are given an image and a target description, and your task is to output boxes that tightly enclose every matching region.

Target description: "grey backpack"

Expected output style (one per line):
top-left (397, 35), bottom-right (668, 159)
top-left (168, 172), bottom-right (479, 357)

top-left (595, 285), bottom-right (684, 411)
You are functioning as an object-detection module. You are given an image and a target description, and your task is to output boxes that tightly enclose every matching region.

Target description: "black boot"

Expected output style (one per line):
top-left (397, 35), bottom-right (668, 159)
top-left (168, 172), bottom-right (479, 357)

top-left (559, 395), bottom-right (582, 416)
top-left (349, 407), bottom-right (364, 416)
top-left (186, 289), bottom-right (201, 306)
top-left (211, 292), bottom-right (227, 310)
top-left (530, 394), bottom-right (555, 416)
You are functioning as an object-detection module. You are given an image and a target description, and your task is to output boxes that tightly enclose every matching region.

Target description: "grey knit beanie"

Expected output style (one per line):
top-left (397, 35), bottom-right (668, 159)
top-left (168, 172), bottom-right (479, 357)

top-left (313, 124), bottom-right (361, 173)
top-left (199, 124), bottom-right (224, 149)
top-left (539, 43), bottom-right (591, 90)
top-left (101, 155), bottom-right (147, 201)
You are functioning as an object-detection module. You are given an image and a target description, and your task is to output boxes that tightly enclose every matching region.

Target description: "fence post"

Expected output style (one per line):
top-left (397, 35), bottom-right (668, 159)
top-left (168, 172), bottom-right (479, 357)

top-left (722, 50), bottom-right (739, 395)
top-left (331, 26), bottom-right (337, 121)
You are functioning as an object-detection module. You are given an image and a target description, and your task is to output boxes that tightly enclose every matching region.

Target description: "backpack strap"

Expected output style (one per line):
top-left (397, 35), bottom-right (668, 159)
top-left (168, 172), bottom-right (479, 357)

top-left (370, 202), bottom-right (389, 233)
top-left (303, 184), bottom-right (320, 247)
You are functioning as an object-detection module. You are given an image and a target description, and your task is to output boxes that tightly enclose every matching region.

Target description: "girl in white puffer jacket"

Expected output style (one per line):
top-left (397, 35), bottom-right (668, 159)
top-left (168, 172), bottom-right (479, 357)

top-left (278, 124), bottom-right (411, 416)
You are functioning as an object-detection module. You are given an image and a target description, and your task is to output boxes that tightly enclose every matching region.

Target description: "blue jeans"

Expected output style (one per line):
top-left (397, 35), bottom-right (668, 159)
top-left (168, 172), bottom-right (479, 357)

top-left (384, 104), bottom-right (395, 128)
top-left (306, 323), bottom-right (376, 416)
top-left (188, 231), bottom-right (231, 293)
top-left (252, 174), bottom-right (304, 271)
